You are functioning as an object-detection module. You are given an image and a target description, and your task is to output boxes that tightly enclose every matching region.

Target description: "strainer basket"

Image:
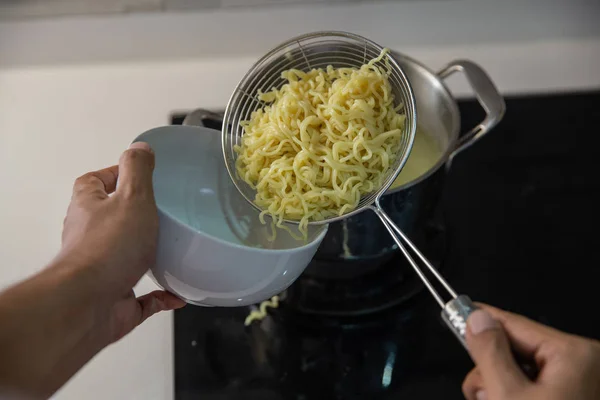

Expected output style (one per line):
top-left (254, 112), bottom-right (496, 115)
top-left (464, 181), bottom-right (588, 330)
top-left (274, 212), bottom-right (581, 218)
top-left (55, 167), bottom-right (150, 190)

top-left (222, 31), bottom-right (417, 224)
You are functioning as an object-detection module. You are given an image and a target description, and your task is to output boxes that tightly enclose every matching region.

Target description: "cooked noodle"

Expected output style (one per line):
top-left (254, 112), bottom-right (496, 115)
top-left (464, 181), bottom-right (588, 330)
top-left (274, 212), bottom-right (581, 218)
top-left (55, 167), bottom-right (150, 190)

top-left (244, 295), bottom-right (279, 326)
top-left (235, 48), bottom-right (405, 239)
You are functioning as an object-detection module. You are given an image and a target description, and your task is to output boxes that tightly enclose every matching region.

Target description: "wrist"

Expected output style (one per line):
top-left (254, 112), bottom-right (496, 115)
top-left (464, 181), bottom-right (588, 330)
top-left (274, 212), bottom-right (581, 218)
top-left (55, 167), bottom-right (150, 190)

top-left (51, 249), bottom-right (120, 303)
top-left (0, 256), bottom-right (116, 397)
top-left (45, 254), bottom-right (119, 346)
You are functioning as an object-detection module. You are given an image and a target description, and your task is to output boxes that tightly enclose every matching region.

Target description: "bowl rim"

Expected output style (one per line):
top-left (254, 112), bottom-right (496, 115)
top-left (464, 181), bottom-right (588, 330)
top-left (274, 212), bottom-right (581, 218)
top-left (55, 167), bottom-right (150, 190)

top-left (133, 125), bottom-right (329, 254)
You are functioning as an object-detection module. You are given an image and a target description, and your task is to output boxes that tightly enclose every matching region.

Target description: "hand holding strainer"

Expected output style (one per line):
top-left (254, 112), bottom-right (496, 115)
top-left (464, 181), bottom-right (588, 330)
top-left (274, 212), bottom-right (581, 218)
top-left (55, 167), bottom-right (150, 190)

top-left (222, 31), bottom-right (478, 350)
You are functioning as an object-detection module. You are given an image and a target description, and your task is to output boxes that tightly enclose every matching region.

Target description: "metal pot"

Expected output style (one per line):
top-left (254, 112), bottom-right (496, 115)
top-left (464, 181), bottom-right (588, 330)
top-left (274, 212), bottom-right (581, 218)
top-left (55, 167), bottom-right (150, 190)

top-left (182, 53), bottom-right (504, 279)
top-left (306, 53), bottom-right (505, 278)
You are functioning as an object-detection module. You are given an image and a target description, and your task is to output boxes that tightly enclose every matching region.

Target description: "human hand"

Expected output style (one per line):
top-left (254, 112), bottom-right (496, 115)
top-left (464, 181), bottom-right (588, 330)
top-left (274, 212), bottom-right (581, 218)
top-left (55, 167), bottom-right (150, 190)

top-left (59, 142), bottom-right (185, 342)
top-left (462, 304), bottom-right (600, 400)
top-left (0, 142), bottom-right (186, 398)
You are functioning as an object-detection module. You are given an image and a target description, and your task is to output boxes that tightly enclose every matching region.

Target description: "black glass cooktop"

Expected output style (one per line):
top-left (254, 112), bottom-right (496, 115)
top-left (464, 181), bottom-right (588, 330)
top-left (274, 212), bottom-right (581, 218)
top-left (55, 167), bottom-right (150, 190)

top-left (173, 91), bottom-right (600, 400)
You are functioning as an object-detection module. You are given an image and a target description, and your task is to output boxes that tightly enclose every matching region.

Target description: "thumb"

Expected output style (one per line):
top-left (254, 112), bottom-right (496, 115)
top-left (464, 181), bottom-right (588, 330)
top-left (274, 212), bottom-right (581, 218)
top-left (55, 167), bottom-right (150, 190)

top-left (137, 290), bottom-right (186, 326)
top-left (466, 309), bottom-right (528, 397)
top-left (117, 142), bottom-right (155, 199)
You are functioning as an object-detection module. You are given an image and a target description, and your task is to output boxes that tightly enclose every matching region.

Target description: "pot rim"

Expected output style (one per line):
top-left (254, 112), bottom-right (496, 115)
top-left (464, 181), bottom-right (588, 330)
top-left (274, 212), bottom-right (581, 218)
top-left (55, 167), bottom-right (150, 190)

top-left (384, 51), bottom-right (461, 195)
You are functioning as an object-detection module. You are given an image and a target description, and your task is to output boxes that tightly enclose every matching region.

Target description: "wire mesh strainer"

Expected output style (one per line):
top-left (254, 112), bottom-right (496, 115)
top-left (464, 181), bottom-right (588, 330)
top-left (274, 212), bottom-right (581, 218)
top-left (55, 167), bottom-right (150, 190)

top-left (222, 31), bottom-right (417, 224)
top-left (222, 31), bottom-right (481, 353)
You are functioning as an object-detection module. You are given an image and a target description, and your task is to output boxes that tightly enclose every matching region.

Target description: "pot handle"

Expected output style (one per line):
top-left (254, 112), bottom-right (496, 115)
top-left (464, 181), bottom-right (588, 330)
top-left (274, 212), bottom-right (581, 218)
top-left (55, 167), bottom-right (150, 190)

top-left (183, 109), bottom-right (224, 127)
top-left (437, 60), bottom-right (506, 167)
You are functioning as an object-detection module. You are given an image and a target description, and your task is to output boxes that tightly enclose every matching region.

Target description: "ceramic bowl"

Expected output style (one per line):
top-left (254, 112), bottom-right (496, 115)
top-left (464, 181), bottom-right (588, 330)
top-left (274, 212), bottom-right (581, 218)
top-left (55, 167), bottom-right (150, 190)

top-left (133, 125), bottom-right (328, 306)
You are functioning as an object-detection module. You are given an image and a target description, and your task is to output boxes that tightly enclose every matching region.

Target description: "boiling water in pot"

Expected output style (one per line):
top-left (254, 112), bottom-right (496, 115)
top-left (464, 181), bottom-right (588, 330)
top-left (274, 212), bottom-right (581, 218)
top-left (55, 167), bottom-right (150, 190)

top-left (389, 129), bottom-right (443, 190)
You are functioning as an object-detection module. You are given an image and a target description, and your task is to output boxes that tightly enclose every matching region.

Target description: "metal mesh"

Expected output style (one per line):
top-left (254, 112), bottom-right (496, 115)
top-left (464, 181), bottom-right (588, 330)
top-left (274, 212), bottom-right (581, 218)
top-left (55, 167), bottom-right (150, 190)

top-left (222, 31), bottom-right (417, 225)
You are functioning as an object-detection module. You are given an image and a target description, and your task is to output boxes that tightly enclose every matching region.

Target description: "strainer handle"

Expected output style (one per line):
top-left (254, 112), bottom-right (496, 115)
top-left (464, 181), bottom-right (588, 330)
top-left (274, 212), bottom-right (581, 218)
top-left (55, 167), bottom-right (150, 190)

top-left (369, 202), bottom-right (460, 308)
top-left (437, 60), bottom-right (506, 167)
top-left (369, 203), bottom-right (477, 350)
top-left (371, 206), bottom-right (539, 377)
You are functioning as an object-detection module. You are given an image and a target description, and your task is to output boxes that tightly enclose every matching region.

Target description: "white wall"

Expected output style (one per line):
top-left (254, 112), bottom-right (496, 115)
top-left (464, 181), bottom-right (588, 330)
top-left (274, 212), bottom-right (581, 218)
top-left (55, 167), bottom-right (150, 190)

top-left (1, 0), bottom-right (599, 68)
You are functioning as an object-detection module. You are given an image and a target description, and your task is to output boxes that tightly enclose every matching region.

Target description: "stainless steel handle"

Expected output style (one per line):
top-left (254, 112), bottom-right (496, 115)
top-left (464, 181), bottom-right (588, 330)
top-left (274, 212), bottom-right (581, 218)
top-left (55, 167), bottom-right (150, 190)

top-left (441, 295), bottom-right (477, 350)
top-left (373, 199), bottom-right (537, 375)
top-left (369, 201), bottom-right (479, 351)
top-left (442, 296), bottom-right (539, 379)
top-left (369, 202), bottom-right (458, 308)
top-left (182, 109), bottom-right (223, 127)
top-left (437, 60), bottom-right (506, 166)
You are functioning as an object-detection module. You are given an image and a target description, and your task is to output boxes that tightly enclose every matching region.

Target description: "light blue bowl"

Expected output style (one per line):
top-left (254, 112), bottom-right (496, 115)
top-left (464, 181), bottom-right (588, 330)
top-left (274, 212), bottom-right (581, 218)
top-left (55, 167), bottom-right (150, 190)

top-left (134, 125), bottom-right (328, 307)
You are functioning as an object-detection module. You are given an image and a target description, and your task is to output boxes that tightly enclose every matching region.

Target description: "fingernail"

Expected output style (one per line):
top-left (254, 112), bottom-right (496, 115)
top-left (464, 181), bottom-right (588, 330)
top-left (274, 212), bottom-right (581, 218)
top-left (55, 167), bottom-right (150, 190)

top-left (129, 141), bottom-right (153, 153)
top-left (468, 309), bottom-right (499, 335)
top-left (476, 390), bottom-right (486, 400)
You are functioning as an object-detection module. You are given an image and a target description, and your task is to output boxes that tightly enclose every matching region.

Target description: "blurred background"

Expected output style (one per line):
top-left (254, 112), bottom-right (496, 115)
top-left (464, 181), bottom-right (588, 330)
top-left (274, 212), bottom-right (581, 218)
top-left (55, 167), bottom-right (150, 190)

top-left (0, 1), bottom-right (599, 399)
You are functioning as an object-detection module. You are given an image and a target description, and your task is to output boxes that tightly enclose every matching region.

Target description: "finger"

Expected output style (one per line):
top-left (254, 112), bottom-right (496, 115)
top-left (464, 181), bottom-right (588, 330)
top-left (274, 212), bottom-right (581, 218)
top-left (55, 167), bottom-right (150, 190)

top-left (72, 165), bottom-right (119, 198)
top-left (466, 309), bottom-right (528, 396)
top-left (117, 142), bottom-right (155, 200)
top-left (462, 368), bottom-right (485, 400)
top-left (137, 290), bottom-right (186, 326)
top-left (475, 303), bottom-right (566, 359)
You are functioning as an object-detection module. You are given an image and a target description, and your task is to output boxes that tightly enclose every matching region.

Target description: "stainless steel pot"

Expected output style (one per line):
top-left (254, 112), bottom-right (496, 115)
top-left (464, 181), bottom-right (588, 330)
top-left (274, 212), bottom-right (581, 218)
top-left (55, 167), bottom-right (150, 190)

top-left (306, 52), bottom-right (505, 277)
top-left (183, 52), bottom-right (504, 278)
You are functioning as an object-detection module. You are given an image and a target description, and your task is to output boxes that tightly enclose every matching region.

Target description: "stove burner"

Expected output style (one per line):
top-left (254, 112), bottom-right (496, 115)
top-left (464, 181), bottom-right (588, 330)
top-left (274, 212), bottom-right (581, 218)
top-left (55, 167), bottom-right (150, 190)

top-left (284, 220), bottom-right (447, 317)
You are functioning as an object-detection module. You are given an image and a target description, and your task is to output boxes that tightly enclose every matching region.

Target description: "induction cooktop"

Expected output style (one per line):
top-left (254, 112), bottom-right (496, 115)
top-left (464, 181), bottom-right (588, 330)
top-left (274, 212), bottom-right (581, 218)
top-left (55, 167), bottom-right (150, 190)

top-left (172, 91), bottom-right (600, 400)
